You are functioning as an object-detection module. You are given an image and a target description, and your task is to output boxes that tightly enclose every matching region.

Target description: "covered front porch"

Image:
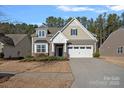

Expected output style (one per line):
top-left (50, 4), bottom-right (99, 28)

top-left (50, 31), bottom-right (68, 57)
top-left (51, 43), bottom-right (67, 57)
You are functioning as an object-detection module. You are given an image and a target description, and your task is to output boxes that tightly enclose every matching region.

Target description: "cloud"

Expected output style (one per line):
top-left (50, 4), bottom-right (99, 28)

top-left (30, 22), bottom-right (43, 26)
top-left (57, 6), bottom-right (108, 13)
top-left (107, 5), bottom-right (124, 11)
top-left (57, 6), bottom-right (94, 12)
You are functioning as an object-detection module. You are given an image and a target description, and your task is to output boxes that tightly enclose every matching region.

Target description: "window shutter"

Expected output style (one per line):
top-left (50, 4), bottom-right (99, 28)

top-left (76, 29), bottom-right (78, 35)
top-left (71, 29), bottom-right (72, 35)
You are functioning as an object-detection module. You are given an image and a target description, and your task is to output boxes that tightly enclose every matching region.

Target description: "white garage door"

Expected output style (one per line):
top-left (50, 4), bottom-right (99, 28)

top-left (68, 45), bottom-right (93, 58)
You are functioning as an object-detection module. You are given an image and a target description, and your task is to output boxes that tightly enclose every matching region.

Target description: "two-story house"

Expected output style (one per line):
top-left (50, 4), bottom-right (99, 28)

top-left (31, 18), bottom-right (97, 58)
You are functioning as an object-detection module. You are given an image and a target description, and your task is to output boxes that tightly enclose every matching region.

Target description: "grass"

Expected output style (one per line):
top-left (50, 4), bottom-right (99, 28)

top-left (0, 60), bottom-right (71, 73)
top-left (0, 60), bottom-right (73, 88)
top-left (101, 57), bottom-right (124, 68)
top-left (0, 78), bottom-right (73, 88)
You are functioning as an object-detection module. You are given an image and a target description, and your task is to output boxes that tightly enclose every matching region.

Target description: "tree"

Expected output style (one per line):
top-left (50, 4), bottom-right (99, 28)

top-left (121, 12), bottom-right (124, 26)
top-left (65, 17), bottom-right (73, 24)
top-left (46, 16), bottom-right (65, 27)
top-left (95, 13), bottom-right (107, 47)
top-left (106, 13), bottom-right (121, 37)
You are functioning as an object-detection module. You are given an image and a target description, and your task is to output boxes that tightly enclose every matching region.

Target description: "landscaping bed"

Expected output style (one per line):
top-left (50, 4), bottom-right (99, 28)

top-left (21, 56), bottom-right (68, 62)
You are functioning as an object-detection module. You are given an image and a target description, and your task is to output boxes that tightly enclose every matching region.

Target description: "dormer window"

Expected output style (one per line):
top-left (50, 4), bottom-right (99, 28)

top-left (71, 28), bottom-right (78, 36)
top-left (37, 30), bottom-right (46, 37)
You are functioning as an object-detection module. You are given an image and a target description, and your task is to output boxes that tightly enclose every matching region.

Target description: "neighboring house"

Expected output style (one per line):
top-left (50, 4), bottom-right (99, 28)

top-left (0, 33), bottom-right (31, 58)
top-left (32, 18), bottom-right (97, 58)
top-left (99, 27), bottom-right (124, 56)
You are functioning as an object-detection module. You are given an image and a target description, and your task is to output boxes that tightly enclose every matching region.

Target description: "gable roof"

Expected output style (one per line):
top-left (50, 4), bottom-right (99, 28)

top-left (34, 40), bottom-right (48, 43)
top-left (68, 39), bottom-right (96, 45)
top-left (100, 27), bottom-right (124, 48)
top-left (73, 18), bottom-right (97, 41)
top-left (50, 18), bottom-right (97, 41)
top-left (31, 27), bottom-right (62, 37)
top-left (0, 34), bottom-right (14, 46)
top-left (99, 27), bottom-right (124, 56)
top-left (6, 34), bottom-right (27, 46)
top-left (48, 27), bottom-right (62, 35)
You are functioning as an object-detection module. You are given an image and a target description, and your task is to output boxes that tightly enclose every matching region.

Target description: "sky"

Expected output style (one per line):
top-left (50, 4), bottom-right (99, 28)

top-left (0, 5), bottom-right (124, 25)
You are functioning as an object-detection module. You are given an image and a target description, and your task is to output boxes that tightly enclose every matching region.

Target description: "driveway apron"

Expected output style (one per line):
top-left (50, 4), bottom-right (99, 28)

top-left (69, 58), bottom-right (124, 88)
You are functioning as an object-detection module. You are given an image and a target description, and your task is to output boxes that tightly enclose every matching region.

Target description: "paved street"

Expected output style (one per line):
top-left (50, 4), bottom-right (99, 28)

top-left (69, 58), bottom-right (124, 88)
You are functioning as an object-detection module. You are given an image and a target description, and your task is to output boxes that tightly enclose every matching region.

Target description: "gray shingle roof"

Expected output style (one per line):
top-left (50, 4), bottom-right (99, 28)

top-left (34, 40), bottom-right (48, 43)
top-left (0, 33), bottom-right (14, 46)
top-left (99, 27), bottom-right (124, 56)
top-left (6, 34), bottom-right (27, 45)
top-left (31, 27), bottom-right (62, 37)
top-left (48, 27), bottom-right (62, 35)
top-left (68, 39), bottom-right (96, 45)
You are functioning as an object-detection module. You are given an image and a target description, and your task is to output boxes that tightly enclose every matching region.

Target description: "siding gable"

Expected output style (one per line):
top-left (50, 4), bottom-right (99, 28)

top-left (52, 32), bottom-right (67, 43)
top-left (62, 19), bottom-right (93, 40)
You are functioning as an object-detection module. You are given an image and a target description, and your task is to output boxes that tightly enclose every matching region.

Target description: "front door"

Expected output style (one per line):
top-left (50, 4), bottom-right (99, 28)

top-left (55, 45), bottom-right (63, 57)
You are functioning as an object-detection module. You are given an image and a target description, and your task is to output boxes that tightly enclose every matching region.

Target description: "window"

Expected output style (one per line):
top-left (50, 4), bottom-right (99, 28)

top-left (86, 47), bottom-right (91, 49)
top-left (36, 45), bottom-right (42, 52)
top-left (74, 47), bottom-right (79, 49)
top-left (42, 31), bottom-right (45, 36)
top-left (36, 44), bottom-right (46, 53)
top-left (80, 47), bottom-right (85, 49)
top-left (71, 28), bottom-right (77, 36)
top-left (37, 30), bottom-right (46, 37)
top-left (68, 47), bottom-right (73, 49)
top-left (41, 45), bottom-right (46, 52)
top-left (117, 47), bottom-right (123, 54)
top-left (37, 31), bottom-right (42, 37)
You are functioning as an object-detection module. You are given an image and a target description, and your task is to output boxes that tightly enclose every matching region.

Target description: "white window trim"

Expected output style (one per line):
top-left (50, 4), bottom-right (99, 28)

top-left (71, 28), bottom-right (77, 36)
top-left (117, 46), bottom-right (123, 54)
top-left (34, 43), bottom-right (48, 53)
top-left (37, 30), bottom-right (46, 38)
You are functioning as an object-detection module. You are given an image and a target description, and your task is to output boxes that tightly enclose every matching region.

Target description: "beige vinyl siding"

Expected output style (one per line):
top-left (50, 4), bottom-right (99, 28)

top-left (62, 20), bottom-right (91, 40)
top-left (99, 27), bottom-right (124, 56)
top-left (3, 36), bottom-right (31, 58)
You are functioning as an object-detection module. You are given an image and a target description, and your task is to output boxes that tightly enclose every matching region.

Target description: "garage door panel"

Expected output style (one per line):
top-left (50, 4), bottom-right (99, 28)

top-left (68, 45), bottom-right (93, 58)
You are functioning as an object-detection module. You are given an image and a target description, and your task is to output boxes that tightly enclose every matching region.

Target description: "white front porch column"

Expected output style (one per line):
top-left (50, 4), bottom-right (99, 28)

top-left (64, 43), bottom-right (67, 52)
top-left (51, 43), bottom-right (54, 52)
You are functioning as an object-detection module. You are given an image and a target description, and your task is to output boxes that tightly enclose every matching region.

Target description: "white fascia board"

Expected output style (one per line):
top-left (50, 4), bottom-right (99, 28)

top-left (74, 18), bottom-right (97, 41)
top-left (50, 18), bottom-right (74, 41)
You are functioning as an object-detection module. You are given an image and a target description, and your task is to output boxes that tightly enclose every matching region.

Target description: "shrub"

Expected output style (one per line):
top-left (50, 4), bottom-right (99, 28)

top-left (0, 53), bottom-right (4, 58)
top-left (35, 53), bottom-right (48, 57)
top-left (5, 57), bottom-right (24, 60)
top-left (93, 49), bottom-right (100, 58)
top-left (21, 56), bottom-right (68, 62)
top-left (25, 55), bottom-right (33, 59)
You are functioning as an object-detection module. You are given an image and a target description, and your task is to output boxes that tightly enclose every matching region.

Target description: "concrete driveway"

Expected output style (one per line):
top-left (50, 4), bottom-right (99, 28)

top-left (69, 58), bottom-right (124, 88)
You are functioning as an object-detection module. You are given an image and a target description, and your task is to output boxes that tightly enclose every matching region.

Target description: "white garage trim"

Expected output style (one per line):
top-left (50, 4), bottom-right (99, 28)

top-left (68, 45), bottom-right (93, 58)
